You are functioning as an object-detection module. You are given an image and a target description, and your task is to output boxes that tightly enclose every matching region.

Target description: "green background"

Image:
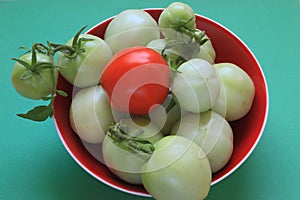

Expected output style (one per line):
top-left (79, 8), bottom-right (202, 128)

top-left (1, 0), bottom-right (299, 199)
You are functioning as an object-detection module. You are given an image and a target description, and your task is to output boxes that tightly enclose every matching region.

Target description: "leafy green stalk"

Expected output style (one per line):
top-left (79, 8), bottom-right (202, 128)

top-left (161, 17), bottom-right (209, 70)
top-left (13, 26), bottom-right (90, 122)
top-left (54, 25), bottom-right (93, 59)
top-left (15, 44), bottom-right (66, 121)
top-left (106, 121), bottom-right (155, 160)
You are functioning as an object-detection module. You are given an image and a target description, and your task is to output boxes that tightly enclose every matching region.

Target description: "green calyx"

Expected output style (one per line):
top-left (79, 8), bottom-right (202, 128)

top-left (11, 41), bottom-right (68, 122)
top-left (11, 26), bottom-right (92, 122)
top-left (11, 45), bottom-right (53, 78)
top-left (169, 17), bottom-right (208, 45)
top-left (162, 17), bottom-right (208, 71)
top-left (106, 121), bottom-right (155, 160)
top-left (54, 25), bottom-right (94, 59)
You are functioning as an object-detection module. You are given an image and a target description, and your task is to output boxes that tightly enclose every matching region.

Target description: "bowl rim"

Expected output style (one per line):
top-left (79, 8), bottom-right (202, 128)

top-left (54, 8), bottom-right (269, 197)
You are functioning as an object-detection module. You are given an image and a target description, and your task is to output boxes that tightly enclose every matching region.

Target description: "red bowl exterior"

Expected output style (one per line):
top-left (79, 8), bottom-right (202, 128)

top-left (53, 9), bottom-right (269, 197)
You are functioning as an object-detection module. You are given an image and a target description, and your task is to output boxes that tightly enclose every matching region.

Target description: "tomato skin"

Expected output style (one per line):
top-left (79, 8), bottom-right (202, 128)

top-left (70, 85), bottom-right (114, 143)
top-left (158, 2), bottom-right (196, 39)
top-left (11, 53), bottom-right (58, 100)
top-left (58, 34), bottom-right (112, 88)
top-left (172, 58), bottom-right (220, 113)
top-left (100, 46), bottom-right (170, 115)
top-left (142, 135), bottom-right (211, 200)
top-left (147, 35), bottom-right (216, 65)
top-left (171, 111), bottom-right (233, 173)
top-left (102, 117), bottom-right (163, 184)
top-left (212, 63), bottom-right (255, 121)
top-left (147, 94), bottom-right (184, 135)
top-left (104, 9), bottom-right (160, 54)
top-left (196, 35), bottom-right (216, 64)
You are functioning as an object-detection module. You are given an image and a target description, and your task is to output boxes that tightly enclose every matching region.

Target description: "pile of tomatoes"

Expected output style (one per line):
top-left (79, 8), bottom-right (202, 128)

top-left (11, 2), bottom-right (255, 200)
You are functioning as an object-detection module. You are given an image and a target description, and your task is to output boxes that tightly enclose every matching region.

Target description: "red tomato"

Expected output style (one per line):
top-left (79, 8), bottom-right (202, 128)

top-left (100, 46), bottom-right (170, 115)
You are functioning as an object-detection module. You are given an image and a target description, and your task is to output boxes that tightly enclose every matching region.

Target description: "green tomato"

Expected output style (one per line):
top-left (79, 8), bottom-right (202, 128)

top-left (158, 2), bottom-right (196, 39)
top-left (11, 53), bottom-right (58, 100)
top-left (102, 117), bottom-right (163, 185)
top-left (172, 58), bottom-right (220, 113)
top-left (146, 38), bottom-right (186, 79)
top-left (147, 35), bottom-right (216, 65)
top-left (58, 34), bottom-right (112, 88)
top-left (148, 94), bottom-right (183, 135)
top-left (104, 9), bottom-right (160, 54)
top-left (146, 38), bottom-right (179, 61)
top-left (212, 63), bottom-right (255, 121)
top-left (196, 35), bottom-right (216, 64)
top-left (142, 135), bottom-right (211, 200)
top-left (146, 38), bottom-right (167, 52)
top-left (70, 85), bottom-right (114, 143)
top-left (171, 111), bottom-right (233, 173)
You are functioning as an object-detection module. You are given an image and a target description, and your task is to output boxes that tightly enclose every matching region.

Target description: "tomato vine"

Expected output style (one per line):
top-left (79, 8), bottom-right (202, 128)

top-left (106, 121), bottom-right (155, 161)
top-left (11, 26), bottom-right (91, 121)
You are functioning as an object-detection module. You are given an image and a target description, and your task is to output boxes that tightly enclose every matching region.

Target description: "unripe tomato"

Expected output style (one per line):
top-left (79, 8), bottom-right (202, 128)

top-left (11, 53), bottom-right (58, 100)
top-left (147, 94), bottom-right (183, 135)
top-left (70, 85), bottom-right (114, 143)
top-left (58, 34), bottom-right (112, 88)
top-left (147, 35), bottom-right (216, 65)
top-left (196, 35), bottom-right (216, 64)
top-left (172, 58), bottom-right (220, 113)
top-left (171, 111), bottom-right (233, 173)
top-left (104, 9), bottom-right (160, 54)
top-left (142, 135), bottom-right (211, 200)
top-left (102, 117), bottom-right (163, 184)
top-left (158, 2), bottom-right (196, 39)
top-left (212, 63), bottom-right (255, 121)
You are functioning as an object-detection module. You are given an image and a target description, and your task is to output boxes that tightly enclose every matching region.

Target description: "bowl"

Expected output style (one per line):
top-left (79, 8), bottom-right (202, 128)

top-left (53, 9), bottom-right (269, 197)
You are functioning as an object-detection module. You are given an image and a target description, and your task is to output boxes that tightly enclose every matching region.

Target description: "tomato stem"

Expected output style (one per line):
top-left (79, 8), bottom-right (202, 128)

top-left (14, 42), bottom-right (67, 121)
top-left (31, 45), bottom-right (37, 66)
top-left (161, 18), bottom-right (208, 70)
top-left (72, 25), bottom-right (87, 47)
top-left (107, 121), bottom-right (155, 160)
top-left (12, 26), bottom-right (93, 122)
top-left (170, 17), bottom-right (208, 46)
top-left (46, 41), bottom-right (57, 116)
top-left (54, 25), bottom-right (94, 59)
